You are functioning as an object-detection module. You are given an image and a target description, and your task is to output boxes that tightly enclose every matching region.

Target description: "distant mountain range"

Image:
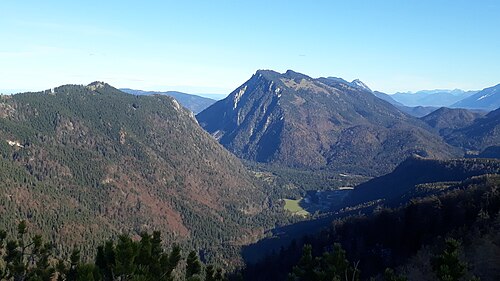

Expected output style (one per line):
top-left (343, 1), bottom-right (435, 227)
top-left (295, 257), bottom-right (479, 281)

top-left (451, 84), bottom-right (500, 111)
top-left (197, 70), bottom-right (459, 175)
top-left (326, 80), bottom-right (442, 118)
top-left (392, 89), bottom-right (478, 107)
top-left (346, 82), bottom-right (500, 116)
top-left (389, 85), bottom-right (500, 112)
top-left (371, 91), bottom-right (438, 117)
top-left (120, 88), bottom-right (216, 114)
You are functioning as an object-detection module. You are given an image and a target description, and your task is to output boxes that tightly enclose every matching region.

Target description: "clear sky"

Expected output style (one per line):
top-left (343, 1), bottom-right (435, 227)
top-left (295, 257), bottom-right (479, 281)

top-left (1, 0), bottom-right (499, 96)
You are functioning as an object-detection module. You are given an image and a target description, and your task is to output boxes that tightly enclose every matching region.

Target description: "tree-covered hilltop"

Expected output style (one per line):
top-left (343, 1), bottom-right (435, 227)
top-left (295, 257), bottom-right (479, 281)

top-left (421, 106), bottom-right (500, 157)
top-left (0, 83), bottom-right (286, 264)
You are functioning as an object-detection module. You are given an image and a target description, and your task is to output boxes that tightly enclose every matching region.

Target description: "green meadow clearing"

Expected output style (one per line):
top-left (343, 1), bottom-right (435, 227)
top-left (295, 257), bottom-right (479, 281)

top-left (283, 198), bottom-right (309, 216)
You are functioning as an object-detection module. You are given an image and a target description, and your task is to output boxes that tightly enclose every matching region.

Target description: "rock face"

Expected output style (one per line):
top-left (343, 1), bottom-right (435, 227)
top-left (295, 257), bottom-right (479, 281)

top-left (197, 70), bottom-right (460, 175)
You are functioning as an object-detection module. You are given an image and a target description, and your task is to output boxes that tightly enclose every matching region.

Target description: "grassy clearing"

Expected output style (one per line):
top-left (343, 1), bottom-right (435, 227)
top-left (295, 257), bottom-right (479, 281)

top-left (283, 199), bottom-right (309, 216)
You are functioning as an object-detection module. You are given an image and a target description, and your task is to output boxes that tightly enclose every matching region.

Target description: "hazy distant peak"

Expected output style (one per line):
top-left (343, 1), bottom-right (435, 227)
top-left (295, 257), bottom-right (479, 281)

top-left (392, 88), bottom-right (479, 107)
top-left (120, 88), bottom-right (216, 114)
top-left (395, 89), bottom-right (475, 95)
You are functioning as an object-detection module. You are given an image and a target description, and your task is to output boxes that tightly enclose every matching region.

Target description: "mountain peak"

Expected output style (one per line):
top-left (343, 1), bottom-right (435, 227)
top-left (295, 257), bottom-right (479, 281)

top-left (197, 70), bottom-right (458, 174)
top-left (351, 79), bottom-right (372, 92)
top-left (86, 81), bottom-right (109, 91)
top-left (284, 70), bottom-right (312, 80)
top-left (254, 69), bottom-right (312, 82)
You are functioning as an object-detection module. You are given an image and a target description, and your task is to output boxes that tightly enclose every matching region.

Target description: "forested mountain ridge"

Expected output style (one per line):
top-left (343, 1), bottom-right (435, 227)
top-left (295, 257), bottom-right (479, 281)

top-left (421, 107), bottom-right (485, 136)
top-left (0, 82), bottom-right (276, 262)
top-left (197, 70), bottom-right (460, 175)
top-left (443, 107), bottom-right (500, 154)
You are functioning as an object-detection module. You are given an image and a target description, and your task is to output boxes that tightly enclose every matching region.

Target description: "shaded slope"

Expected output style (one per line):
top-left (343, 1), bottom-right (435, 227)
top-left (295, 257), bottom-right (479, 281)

top-left (373, 91), bottom-right (404, 106)
top-left (346, 157), bottom-right (500, 206)
top-left (244, 173), bottom-right (500, 281)
top-left (445, 107), bottom-right (500, 152)
top-left (477, 146), bottom-right (500, 158)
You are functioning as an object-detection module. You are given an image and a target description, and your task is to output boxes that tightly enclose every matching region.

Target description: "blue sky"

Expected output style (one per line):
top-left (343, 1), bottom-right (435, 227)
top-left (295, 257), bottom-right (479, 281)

top-left (1, 0), bottom-right (499, 96)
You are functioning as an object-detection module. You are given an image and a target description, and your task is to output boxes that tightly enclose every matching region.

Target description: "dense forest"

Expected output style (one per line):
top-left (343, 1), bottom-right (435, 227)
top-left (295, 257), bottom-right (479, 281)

top-left (0, 83), bottom-right (291, 265)
top-left (2, 174), bottom-right (498, 280)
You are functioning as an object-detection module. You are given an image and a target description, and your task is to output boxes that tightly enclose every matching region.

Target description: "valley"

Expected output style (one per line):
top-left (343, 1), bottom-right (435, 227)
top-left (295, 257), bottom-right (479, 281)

top-left (1, 71), bottom-right (499, 280)
top-left (2, 1), bottom-right (500, 280)
top-left (283, 189), bottom-right (352, 217)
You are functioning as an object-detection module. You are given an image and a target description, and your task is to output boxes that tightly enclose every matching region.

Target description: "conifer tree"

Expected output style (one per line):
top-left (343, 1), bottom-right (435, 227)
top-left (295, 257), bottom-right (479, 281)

top-left (186, 250), bottom-right (202, 280)
top-left (432, 239), bottom-right (466, 281)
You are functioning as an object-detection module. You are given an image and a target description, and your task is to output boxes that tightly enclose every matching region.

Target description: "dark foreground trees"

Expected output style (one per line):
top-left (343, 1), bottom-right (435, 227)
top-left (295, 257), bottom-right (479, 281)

top-left (288, 243), bottom-right (359, 281)
top-left (0, 222), bottom-right (224, 281)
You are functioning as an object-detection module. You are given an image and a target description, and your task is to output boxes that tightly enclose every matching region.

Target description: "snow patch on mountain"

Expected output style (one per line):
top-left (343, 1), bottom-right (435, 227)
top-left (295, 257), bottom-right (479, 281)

top-left (351, 79), bottom-right (372, 92)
